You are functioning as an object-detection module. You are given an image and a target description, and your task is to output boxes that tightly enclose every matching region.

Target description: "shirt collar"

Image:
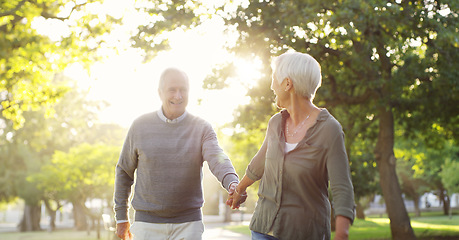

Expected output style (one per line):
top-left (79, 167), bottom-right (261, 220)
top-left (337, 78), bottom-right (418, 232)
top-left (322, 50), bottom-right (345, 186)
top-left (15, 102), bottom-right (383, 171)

top-left (281, 108), bottom-right (329, 122)
top-left (157, 108), bottom-right (188, 124)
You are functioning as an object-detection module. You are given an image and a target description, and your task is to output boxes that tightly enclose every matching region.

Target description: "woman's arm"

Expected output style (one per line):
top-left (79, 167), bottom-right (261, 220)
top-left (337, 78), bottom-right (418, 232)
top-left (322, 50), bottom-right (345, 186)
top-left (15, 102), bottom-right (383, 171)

top-left (334, 215), bottom-right (351, 240)
top-left (226, 123), bottom-right (271, 209)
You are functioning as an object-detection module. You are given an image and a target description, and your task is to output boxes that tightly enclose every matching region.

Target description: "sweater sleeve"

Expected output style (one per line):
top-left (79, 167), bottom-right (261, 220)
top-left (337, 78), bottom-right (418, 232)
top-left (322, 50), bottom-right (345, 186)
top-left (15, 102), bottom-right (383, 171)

top-left (202, 123), bottom-right (239, 191)
top-left (113, 125), bottom-right (138, 222)
top-left (327, 130), bottom-right (355, 223)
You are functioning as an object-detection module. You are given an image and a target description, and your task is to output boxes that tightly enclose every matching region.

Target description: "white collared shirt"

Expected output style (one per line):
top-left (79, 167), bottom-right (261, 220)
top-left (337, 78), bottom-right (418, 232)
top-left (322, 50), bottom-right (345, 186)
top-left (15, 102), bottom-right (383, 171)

top-left (157, 108), bottom-right (188, 124)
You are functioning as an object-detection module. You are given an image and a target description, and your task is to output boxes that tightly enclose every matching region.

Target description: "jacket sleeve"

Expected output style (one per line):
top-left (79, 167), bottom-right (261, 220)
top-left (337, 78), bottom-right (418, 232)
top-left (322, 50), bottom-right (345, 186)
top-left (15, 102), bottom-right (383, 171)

top-left (327, 130), bottom-right (355, 223)
top-left (246, 122), bottom-right (270, 181)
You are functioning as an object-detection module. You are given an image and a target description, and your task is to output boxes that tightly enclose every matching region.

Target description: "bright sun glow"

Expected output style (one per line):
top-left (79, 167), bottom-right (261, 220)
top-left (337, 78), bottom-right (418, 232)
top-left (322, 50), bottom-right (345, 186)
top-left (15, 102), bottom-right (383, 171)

top-left (61, 1), bottom-right (262, 129)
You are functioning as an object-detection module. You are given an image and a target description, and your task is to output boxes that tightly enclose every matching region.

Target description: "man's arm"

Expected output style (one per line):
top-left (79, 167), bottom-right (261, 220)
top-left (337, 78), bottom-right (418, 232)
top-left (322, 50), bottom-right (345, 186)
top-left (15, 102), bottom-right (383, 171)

top-left (227, 124), bottom-right (271, 209)
top-left (114, 165), bottom-right (135, 221)
top-left (113, 126), bottom-right (138, 224)
top-left (201, 123), bottom-right (239, 191)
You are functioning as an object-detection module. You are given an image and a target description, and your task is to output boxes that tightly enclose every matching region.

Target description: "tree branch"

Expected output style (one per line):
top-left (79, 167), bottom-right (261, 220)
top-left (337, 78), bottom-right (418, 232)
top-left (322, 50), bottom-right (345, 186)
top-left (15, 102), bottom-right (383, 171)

top-left (0, 0), bottom-right (27, 17)
top-left (33, 0), bottom-right (88, 21)
top-left (326, 74), bottom-right (376, 106)
top-left (0, 14), bottom-right (23, 32)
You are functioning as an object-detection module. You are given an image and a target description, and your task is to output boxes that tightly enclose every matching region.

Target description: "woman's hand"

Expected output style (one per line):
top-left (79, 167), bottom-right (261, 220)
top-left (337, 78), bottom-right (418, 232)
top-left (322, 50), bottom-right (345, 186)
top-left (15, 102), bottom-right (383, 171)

top-left (334, 215), bottom-right (351, 240)
top-left (226, 183), bottom-right (247, 209)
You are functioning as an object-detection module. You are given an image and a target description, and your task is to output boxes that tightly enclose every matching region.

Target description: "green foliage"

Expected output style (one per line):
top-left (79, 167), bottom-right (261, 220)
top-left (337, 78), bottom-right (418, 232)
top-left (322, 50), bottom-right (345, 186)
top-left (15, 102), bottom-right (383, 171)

top-left (29, 143), bottom-right (120, 203)
top-left (225, 127), bottom-right (267, 178)
top-left (0, 0), bottom-right (118, 129)
top-left (0, 77), bottom-right (126, 204)
top-left (440, 145), bottom-right (459, 194)
top-left (395, 127), bottom-right (459, 193)
top-left (131, 0), bottom-right (207, 61)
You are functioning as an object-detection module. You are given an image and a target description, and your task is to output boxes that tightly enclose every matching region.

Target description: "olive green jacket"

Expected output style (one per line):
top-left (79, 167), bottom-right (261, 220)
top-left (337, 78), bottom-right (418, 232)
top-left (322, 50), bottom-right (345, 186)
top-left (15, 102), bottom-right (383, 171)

top-left (247, 109), bottom-right (355, 240)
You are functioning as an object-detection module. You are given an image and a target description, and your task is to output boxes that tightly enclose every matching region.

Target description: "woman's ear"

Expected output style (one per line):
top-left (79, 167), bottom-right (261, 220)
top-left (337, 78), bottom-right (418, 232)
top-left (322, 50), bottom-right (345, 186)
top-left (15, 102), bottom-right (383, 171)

top-left (284, 77), bottom-right (293, 91)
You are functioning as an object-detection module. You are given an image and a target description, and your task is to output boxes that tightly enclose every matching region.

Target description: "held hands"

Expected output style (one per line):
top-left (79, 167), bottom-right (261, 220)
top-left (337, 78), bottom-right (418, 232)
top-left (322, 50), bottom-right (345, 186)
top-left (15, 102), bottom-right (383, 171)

top-left (116, 222), bottom-right (133, 240)
top-left (226, 182), bottom-right (247, 209)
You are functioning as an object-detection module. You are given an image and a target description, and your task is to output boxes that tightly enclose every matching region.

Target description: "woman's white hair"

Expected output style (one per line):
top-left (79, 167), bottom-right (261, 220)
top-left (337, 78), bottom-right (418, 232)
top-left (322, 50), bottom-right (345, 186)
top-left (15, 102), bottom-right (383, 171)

top-left (271, 52), bottom-right (322, 100)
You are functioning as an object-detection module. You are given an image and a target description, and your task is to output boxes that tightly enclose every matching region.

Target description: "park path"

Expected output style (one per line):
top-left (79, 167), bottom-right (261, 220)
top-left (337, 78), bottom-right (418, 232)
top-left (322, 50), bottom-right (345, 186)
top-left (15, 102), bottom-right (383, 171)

top-left (203, 222), bottom-right (250, 240)
top-left (0, 215), bottom-right (252, 239)
top-left (202, 214), bottom-right (251, 240)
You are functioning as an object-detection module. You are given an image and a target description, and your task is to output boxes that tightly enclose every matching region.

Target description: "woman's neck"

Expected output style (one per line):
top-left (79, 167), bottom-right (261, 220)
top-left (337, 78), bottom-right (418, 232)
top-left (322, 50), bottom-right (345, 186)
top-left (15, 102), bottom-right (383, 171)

top-left (286, 96), bottom-right (317, 125)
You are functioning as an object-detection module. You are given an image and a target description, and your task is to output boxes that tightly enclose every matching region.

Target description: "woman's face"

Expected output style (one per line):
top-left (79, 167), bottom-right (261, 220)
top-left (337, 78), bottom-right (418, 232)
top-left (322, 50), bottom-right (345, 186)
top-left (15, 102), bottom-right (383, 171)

top-left (271, 74), bottom-right (288, 109)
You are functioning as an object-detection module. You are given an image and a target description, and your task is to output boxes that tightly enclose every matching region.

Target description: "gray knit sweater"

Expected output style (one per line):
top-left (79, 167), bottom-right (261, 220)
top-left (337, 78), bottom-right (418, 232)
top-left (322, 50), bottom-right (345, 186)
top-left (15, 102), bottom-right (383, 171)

top-left (114, 111), bottom-right (239, 223)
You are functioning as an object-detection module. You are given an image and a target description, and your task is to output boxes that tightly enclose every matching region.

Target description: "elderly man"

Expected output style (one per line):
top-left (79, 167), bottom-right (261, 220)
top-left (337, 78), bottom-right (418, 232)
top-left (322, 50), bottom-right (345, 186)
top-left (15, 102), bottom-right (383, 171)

top-left (114, 68), bottom-right (240, 240)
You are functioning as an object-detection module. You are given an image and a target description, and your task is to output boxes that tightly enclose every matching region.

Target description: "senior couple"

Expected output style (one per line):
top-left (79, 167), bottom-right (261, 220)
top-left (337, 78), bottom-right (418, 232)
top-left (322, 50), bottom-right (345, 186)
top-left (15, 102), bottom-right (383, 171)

top-left (114, 52), bottom-right (355, 240)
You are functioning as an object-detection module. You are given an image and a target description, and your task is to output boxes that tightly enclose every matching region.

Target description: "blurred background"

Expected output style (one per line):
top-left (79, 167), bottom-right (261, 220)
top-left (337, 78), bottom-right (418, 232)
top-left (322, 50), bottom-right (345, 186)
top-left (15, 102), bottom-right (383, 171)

top-left (0, 0), bottom-right (458, 239)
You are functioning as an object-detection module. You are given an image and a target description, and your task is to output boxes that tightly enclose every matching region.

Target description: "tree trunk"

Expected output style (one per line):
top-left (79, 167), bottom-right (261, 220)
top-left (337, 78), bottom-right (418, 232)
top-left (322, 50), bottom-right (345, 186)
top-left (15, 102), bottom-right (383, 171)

top-left (375, 107), bottom-right (416, 240)
top-left (439, 189), bottom-right (450, 216)
top-left (43, 199), bottom-right (58, 231)
top-left (413, 196), bottom-right (421, 217)
top-left (356, 201), bottom-right (366, 220)
top-left (72, 201), bottom-right (88, 231)
top-left (18, 203), bottom-right (42, 232)
top-left (97, 218), bottom-right (101, 240)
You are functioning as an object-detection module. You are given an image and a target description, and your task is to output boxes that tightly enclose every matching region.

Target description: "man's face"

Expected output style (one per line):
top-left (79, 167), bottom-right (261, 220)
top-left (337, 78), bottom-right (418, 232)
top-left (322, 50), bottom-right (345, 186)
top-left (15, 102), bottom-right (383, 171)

top-left (159, 71), bottom-right (189, 119)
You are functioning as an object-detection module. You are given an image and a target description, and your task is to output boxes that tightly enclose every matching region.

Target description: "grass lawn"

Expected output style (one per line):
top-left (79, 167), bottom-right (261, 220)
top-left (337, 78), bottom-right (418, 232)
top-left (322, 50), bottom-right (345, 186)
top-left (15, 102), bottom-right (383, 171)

top-left (224, 212), bottom-right (459, 239)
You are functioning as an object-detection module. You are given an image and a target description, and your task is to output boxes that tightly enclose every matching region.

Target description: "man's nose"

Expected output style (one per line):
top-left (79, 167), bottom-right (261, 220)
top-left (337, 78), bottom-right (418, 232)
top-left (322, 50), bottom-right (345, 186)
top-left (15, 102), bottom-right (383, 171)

top-left (174, 91), bottom-right (183, 99)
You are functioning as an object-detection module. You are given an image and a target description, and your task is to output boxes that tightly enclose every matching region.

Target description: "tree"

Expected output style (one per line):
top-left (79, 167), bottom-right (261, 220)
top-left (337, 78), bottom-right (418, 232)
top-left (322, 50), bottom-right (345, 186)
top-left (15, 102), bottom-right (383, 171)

top-left (0, 75), bottom-right (125, 231)
top-left (0, 0), bottom-right (118, 129)
top-left (1, 0), bottom-right (121, 231)
top-left (129, 1), bottom-right (458, 239)
top-left (394, 146), bottom-right (430, 217)
top-left (440, 149), bottom-right (459, 219)
top-left (395, 122), bottom-right (459, 216)
top-left (30, 143), bottom-right (120, 231)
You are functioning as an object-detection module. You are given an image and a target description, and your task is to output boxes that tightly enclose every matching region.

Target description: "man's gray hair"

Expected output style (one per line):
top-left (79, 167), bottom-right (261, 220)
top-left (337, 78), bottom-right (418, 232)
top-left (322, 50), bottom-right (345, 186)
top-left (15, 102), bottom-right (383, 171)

top-left (158, 67), bottom-right (189, 90)
top-left (271, 52), bottom-right (322, 100)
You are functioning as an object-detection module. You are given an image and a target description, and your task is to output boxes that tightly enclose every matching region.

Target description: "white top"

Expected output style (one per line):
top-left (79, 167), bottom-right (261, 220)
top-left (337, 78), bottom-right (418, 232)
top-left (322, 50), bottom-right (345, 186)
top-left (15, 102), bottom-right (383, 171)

top-left (285, 142), bottom-right (298, 153)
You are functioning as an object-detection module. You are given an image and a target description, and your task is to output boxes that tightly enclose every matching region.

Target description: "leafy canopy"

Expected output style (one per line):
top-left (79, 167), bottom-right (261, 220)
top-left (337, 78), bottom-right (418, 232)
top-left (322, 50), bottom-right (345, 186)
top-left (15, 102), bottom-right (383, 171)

top-left (0, 0), bottom-right (119, 129)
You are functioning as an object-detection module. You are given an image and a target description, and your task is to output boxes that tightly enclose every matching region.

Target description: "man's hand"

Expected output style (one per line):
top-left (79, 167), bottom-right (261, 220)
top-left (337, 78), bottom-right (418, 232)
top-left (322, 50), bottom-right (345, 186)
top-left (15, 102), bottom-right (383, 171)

top-left (226, 183), bottom-right (247, 209)
top-left (116, 222), bottom-right (133, 240)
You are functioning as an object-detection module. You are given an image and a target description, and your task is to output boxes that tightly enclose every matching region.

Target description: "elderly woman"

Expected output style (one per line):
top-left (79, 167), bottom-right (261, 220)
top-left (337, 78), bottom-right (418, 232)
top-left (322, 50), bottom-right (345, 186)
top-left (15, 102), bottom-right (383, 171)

top-left (228, 52), bottom-right (355, 240)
